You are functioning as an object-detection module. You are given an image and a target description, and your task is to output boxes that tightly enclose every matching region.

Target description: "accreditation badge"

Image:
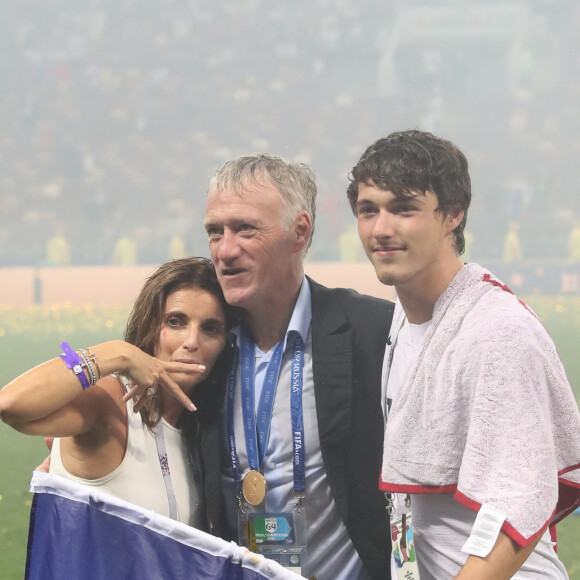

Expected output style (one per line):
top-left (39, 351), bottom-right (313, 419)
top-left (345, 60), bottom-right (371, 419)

top-left (390, 495), bottom-right (420, 580)
top-left (238, 503), bottom-right (308, 576)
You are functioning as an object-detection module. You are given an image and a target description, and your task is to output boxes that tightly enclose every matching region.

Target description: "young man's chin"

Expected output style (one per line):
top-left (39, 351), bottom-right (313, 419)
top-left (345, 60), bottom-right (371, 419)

top-left (377, 275), bottom-right (398, 288)
top-left (373, 266), bottom-right (400, 288)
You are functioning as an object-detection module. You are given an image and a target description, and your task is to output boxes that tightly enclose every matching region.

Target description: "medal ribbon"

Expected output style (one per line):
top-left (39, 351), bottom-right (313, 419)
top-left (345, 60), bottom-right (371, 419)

top-left (241, 325), bottom-right (285, 470)
top-left (226, 327), bottom-right (306, 497)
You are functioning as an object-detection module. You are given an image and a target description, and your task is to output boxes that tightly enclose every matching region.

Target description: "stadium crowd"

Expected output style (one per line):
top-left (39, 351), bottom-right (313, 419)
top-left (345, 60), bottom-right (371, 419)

top-left (0, 0), bottom-right (579, 267)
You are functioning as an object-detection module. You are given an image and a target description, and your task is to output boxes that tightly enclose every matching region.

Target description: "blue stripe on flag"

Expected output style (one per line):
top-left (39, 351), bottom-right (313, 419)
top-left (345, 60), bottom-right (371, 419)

top-left (26, 472), bottom-right (304, 580)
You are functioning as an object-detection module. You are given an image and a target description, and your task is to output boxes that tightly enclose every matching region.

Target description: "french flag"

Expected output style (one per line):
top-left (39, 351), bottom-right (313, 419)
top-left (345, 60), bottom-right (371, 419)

top-left (26, 472), bottom-right (304, 580)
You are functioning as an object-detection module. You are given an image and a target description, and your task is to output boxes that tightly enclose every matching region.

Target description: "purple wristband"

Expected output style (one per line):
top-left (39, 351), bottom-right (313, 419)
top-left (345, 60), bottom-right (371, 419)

top-left (60, 341), bottom-right (91, 390)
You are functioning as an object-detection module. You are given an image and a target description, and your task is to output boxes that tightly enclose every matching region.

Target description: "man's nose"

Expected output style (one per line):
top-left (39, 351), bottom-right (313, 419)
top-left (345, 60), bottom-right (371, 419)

top-left (372, 210), bottom-right (395, 239)
top-left (216, 229), bottom-right (241, 261)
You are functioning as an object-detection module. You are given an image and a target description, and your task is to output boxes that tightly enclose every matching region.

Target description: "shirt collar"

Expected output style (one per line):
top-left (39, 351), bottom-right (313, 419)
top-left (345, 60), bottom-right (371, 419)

top-left (286, 276), bottom-right (312, 346)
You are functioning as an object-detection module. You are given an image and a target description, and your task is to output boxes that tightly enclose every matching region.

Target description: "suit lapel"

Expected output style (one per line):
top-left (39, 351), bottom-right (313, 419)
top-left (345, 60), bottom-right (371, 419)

top-left (309, 278), bottom-right (352, 521)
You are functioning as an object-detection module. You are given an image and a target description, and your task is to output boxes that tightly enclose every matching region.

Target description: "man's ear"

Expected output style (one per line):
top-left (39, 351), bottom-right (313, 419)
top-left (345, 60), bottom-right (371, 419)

top-left (293, 211), bottom-right (312, 253)
top-left (446, 207), bottom-right (464, 234)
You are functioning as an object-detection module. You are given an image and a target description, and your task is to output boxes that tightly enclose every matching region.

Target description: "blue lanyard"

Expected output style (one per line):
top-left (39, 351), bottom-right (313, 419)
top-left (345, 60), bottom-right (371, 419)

top-left (226, 328), bottom-right (305, 496)
top-left (289, 331), bottom-right (305, 494)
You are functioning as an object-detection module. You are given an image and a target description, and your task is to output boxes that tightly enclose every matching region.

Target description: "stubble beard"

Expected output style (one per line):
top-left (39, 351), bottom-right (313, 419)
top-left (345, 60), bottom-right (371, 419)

top-left (368, 253), bottom-right (400, 288)
top-left (376, 269), bottom-right (400, 288)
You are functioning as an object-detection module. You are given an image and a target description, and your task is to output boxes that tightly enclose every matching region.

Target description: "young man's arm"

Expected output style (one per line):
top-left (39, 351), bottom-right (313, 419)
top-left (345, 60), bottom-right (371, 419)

top-left (454, 531), bottom-right (542, 580)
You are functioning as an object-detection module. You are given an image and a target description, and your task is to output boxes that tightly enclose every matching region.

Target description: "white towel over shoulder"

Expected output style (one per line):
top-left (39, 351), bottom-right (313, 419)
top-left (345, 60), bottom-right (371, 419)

top-left (380, 263), bottom-right (580, 545)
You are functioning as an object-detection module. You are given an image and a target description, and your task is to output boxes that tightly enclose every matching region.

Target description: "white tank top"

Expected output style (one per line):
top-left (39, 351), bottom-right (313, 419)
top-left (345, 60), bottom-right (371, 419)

top-left (50, 377), bottom-right (204, 528)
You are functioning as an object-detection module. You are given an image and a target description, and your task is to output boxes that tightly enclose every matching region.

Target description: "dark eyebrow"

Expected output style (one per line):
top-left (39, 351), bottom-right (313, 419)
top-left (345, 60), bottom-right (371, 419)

top-left (388, 195), bottom-right (425, 207)
top-left (356, 198), bottom-right (376, 207)
top-left (164, 310), bottom-right (187, 319)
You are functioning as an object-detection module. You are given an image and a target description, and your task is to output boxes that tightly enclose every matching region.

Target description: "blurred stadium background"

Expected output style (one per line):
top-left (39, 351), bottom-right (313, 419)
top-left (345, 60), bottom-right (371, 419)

top-left (0, 0), bottom-right (579, 277)
top-left (1, 1), bottom-right (579, 578)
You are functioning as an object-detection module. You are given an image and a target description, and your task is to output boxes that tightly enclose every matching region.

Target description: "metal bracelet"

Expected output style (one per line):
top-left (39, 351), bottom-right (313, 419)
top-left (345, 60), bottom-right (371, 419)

top-left (81, 347), bottom-right (101, 380)
top-left (79, 350), bottom-right (97, 386)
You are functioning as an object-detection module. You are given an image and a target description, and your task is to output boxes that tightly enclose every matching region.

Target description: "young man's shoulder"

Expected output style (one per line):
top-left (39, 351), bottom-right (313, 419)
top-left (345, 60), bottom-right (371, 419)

top-left (458, 279), bottom-right (552, 353)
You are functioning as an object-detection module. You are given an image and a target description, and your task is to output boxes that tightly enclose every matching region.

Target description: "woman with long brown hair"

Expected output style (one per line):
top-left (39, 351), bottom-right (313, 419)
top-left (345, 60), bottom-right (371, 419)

top-left (0, 257), bottom-right (234, 528)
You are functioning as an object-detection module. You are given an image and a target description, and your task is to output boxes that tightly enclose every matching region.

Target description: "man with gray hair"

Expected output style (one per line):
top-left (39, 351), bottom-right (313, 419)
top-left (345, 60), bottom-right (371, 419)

top-left (201, 153), bottom-right (394, 579)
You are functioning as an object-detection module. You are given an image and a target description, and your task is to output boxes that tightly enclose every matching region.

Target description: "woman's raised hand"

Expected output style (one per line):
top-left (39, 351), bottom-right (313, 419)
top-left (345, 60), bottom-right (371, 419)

top-left (119, 343), bottom-right (205, 412)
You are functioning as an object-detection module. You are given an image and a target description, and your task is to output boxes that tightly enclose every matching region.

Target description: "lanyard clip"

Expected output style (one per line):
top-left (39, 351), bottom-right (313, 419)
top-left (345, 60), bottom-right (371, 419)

top-left (385, 492), bottom-right (395, 516)
top-left (237, 493), bottom-right (249, 516)
top-left (293, 491), bottom-right (305, 514)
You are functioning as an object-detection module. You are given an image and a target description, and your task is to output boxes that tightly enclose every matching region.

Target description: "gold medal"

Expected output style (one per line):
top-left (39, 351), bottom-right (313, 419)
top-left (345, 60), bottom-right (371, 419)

top-left (242, 470), bottom-right (267, 506)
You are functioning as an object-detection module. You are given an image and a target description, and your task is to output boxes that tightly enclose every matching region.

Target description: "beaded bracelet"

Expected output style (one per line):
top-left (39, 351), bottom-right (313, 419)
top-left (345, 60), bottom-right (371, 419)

top-left (60, 342), bottom-right (91, 390)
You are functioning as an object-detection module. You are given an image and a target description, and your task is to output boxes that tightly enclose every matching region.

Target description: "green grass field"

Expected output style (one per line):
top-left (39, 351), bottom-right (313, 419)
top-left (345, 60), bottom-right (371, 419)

top-left (0, 299), bottom-right (579, 579)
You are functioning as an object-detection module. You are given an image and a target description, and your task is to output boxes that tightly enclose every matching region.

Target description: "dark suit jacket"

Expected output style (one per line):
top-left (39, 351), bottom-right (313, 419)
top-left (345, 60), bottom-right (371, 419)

top-left (199, 277), bottom-right (394, 580)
